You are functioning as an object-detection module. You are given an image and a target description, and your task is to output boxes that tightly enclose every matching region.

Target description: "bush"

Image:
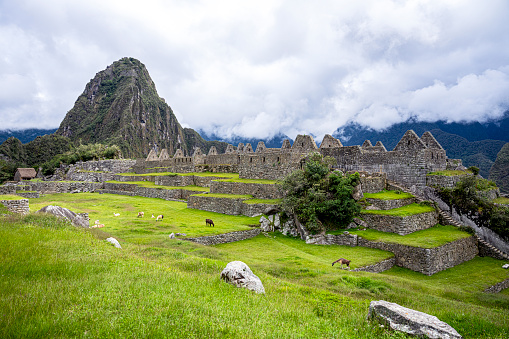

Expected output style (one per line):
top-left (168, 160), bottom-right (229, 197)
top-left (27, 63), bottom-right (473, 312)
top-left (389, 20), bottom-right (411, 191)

top-left (278, 153), bottom-right (361, 233)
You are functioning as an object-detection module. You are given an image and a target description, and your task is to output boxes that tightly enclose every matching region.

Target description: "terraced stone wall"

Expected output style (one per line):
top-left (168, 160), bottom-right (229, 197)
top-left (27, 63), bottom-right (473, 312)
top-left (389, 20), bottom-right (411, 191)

top-left (366, 198), bottom-right (415, 210)
top-left (426, 174), bottom-right (471, 188)
top-left (102, 183), bottom-right (201, 201)
top-left (361, 210), bottom-right (438, 235)
top-left (210, 181), bottom-right (282, 199)
top-left (359, 173), bottom-right (386, 193)
top-left (241, 202), bottom-right (279, 217)
top-left (28, 181), bottom-right (103, 193)
top-left (0, 186), bottom-right (16, 195)
top-left (187, 195), bottom-right (249, 215)
top-left (186, 229), bottom-right (262, 245)
top-left (305, 233), bottom-right (358, 246)
top-left (357, 236), bottom-right (478, 275)
top-left (0, 199), bottom-right (29, 214)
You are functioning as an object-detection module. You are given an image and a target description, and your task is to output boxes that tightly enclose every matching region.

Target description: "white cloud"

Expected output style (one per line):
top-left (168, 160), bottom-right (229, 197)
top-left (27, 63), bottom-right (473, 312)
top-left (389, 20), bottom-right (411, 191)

top-left (0, 0), bottom-right (508, 141)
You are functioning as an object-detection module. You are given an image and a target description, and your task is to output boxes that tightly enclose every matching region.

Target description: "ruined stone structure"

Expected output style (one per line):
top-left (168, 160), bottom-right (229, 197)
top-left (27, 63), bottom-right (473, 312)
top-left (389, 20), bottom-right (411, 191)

top-left (138, 130), bottom-right (458, 190)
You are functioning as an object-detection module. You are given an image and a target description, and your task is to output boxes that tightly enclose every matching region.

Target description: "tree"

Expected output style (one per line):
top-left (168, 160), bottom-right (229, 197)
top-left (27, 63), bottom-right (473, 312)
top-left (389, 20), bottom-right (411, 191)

top-left (278, 152), bottom-right (361, 233)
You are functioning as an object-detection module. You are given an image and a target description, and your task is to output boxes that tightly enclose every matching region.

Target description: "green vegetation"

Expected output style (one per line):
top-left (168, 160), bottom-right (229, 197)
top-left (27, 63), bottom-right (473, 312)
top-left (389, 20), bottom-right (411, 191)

top-left (363, 190), bottom-right (414, 200)
top-left (117, 171), bottom-right (239, 179)
top-left (191, 193), bottom-right (253, 199)
top-left (438, 176), bottom-right (509, 238)
top-left (489, 142), bottom-right (509, 194)
top-left (243, 198), bottom-right (282, 205)
top-left (427, 170), bottom-right (470, 176)
top-left (0, 194), bottom-right (25, 201)
top-left (105, 180), bottom-right (210, 192)
top-left (345, 225), bottom-right (471, 248)
top-left (1, 198), bottom-right (509, 338)
top-left (361, 203), bottom-right (435, 216)
top-left (279, 153), bottom-right (361, 232)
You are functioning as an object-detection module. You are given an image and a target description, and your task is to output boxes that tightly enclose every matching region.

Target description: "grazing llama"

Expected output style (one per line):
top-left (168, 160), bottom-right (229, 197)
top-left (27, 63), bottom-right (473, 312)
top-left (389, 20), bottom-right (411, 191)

top-left (205, 219), bottom-right (215, 227)
top-left (137, 212), bottom-right (144, 218)
top-left (113, 213), bottom-right (120, 217)
top-left (332, 258), bottom-right (351, 270)
top-left (156, 215), bottom-right (164, 221)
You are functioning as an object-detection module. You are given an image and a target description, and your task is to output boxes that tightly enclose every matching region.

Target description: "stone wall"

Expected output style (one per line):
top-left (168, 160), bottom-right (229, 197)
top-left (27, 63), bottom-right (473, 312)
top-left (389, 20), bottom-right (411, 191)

top-left (238, 152), bottom-right (303, 180)
top-left (66, 170), bottom-right (115, 182)
top-left (359, 173), bottom-right (387, 193)
top-left (241, 202), bottom-right (279, 217)
top-left (0, 185), bottom-right (16, 195)
top-left (0, 199), bottom-right (29, 214)
top-left (102, 182), bottom-right (201, 201)
top-left (210, 181), bottom-right (282, 199)
top-left (366, 198), bottom-right (415, 210)
top-left (358, 236), bottom-right (478, 275)
top-left (361, 210), bottom-right (438, 235)
top-left (187, 195), bottom-right (250, 215)
top-left (305, 233), bottom-right (358, 246)
top-left (484, 278), bottom-right (509, 293)
top-left (155, 175), bottom-right (223, 187)
top-left (186, 229), bottom-right (262, 245)
top-left (426, 174), bottom-right (470, 189)
top-left (476, 188), bottom-right (500, 200)
top-left (28, 181), bottom-right (103, 194)
top-left (68, 159), bottom-right (136, 173)
top-left (15, 191), bottom-right (40, 198)
top-left (353, 257), bottom-right (396, 273)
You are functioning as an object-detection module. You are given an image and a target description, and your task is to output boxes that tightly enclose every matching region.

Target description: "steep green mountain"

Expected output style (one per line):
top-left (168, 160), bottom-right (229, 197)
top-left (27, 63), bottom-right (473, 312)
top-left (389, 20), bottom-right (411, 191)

top-left (56, 57), bottom-right (225, 158)
top-left (489, 143), bottom-right (509, 194)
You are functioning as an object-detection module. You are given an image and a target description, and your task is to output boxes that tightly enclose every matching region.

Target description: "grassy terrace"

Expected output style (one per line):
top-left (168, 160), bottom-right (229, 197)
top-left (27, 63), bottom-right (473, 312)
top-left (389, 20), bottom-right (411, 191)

top-left (117, 171), bottom-right (239, 179)
top-left (361, 203), bottom-right (435, 216)
top-left (214, 178), bottom-right (278, 184)
top-left (1, 193), bottom-right (509, 337)
top-left (363, 190), bottom-right (414, 200)
top-left (0, 194), bottom-right (26, 200)
top-left (243, 198), bottom-right (282, 205)
top-left (494, 197), bottom-right (509, 204)
top-left (341, 225), bottom-right (472, 248)
top-left (191, 193), bottom-right (253, 199)
top-left (427, 170), bottom-right (471, 176)
top-left (105, 180), bottom-right (210, 192)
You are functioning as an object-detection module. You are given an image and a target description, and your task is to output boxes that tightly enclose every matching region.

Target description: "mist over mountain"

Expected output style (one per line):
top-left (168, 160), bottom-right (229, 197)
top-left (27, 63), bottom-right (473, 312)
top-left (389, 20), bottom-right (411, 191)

top-left (0, 129), bottom-right (57, 145)
top-left (199, 131), bottom-right (292, 150)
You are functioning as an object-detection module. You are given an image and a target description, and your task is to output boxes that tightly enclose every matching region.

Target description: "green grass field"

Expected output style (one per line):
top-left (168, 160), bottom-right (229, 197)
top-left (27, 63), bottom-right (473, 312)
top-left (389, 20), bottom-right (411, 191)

top-left (117, 171), bottom-right (239, 179)
top-left (361, 203), bottom-right (435, 216)
top-left (191, 193), bottom-right (253, 199)
top-left (1, 193), bottom-right (508, 338)
top-left (363, 190), bottom-right (414, 200)
top-left (0, 194), bottom-right (26, 200)
top-left (427, 170), bottom-right (471, 176)
top-left (105, 180), bottom-right (210, 192)
top-left (494, 197), bottom-right (509, 205)
top-left (214, 178), bottom-right (278, 184)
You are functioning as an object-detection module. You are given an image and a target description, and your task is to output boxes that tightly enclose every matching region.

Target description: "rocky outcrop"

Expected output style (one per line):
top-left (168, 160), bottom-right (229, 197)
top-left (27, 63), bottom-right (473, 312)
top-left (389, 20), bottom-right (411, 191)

top-left (368, 300), bottom-right (462, 338)
top-left (37, 205), bottom-right (89, 228)
top-left (220, 261), bottom-right (265, 294)
top-left (106, 237), bottom-right (122, 248)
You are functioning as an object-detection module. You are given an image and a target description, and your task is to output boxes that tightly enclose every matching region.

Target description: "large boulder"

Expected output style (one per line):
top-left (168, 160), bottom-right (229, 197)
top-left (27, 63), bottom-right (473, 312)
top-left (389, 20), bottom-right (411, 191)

top-left (106, 237), bottom-right (122, 248)
top-left (37, 205), bottom-right (89, 228)
top-left (368, 300), bottom-right (462, 339)
top-left (259, 216), bottom-right (273, 232)
top-left (220, 261), bottom-right (265, 294)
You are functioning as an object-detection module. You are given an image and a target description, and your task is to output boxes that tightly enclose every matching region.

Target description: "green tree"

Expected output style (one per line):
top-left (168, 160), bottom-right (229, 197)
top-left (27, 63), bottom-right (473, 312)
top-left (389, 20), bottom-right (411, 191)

top-left (278, 153), bottom-right (361, 233)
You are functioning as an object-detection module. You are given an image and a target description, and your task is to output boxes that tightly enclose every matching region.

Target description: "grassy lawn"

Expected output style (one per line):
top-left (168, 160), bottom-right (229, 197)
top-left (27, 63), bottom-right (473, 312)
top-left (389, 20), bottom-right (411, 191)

top-left (29, 193), bottom-right (258, 239)
top-left (106, 180), bottom-right (210, 192)
top-left (363, 190), bottom-right (414, 200)
top-left (427, 170), bottom-right (471, 176)
top-left (1, 193), bottom-right (508, 338)
top-left (361, 203), bottom-right (435, 216)
top-left (345, 225), bottom-right (472, 248)
top-left (243, 198), bottom-right (282, 204)
top-left (191, 193), bottom-right (253, 199)
top-left (1, 211), bottom-right (508, 338)
top-left (0, 194), bottom-right (26, 200)
top-left (494, 197), bottom-right (509, 205)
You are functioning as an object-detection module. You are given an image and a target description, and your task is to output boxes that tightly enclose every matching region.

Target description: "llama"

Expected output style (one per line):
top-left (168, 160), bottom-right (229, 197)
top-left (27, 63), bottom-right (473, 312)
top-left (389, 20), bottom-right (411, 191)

top-left (151, 214), bottom-right (155, 218)
top-left (156, 215), bottom-right (164, 221)
top-left (205, 219), bottom-right (214, 227)
top-left (137, 212), bottom-right (144, 218)
top-left (332, 258), bottom-right (351, 270)
top-left (114, 213), bottom-right (120, 217)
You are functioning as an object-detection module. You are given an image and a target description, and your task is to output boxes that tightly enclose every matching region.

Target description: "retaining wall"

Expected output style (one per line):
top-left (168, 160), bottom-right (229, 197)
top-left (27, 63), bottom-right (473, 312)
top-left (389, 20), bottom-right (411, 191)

top-left (102, 183), bottom-right (201, 201)
top-left (186, 229), bottom-right (262, 245)
top-left (0, 186), bottom-right (16, 195)
top-left (305, 233), bottom-right (358, 246)
top-left (426, 174), bottom-right (470, 189)
top-left (353, 257), bottom-right (396, 273)
top-left (0, 199), bottom-right (29, 214)
top-left (484, 278), bottom-right (509, 293)
top-left (365, 198), bottom-right (415, 210)
top-left (15, 191), bottom-right (40, 198)
top-left (28, 181), bottom-right (103, 193)
top-left (361, 210), bottom-right (438, 235)
top-left (187, 195), bottom-right (250, 215)
top-left (210, 181), bottom-right (282, 199)
top-left (241, 202), bottom-right (279, 217)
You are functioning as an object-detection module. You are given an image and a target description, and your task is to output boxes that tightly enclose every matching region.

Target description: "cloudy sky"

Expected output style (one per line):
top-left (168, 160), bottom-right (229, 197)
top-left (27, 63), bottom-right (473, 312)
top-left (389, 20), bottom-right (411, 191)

top-left (1, 0), bottom-right (509, 141)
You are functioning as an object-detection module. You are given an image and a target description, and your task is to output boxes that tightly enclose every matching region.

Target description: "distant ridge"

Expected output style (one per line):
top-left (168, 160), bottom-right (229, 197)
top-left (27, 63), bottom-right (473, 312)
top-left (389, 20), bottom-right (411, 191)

top-left (0, 128), bottom-right (57, 144)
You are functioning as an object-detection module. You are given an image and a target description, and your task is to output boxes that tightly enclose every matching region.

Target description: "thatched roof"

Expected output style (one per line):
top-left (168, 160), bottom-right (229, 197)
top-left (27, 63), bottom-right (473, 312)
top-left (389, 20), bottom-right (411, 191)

top-left (16, 168), bottom-right (37, 178)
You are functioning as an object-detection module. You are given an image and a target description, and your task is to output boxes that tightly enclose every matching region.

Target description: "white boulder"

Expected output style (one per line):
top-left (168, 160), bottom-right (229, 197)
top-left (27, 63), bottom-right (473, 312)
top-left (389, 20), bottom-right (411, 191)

top-left (220, 261), bottom-right (265, 294)
top-left (37, 205), bottom-right (89, 228)
top-left (368, 300), bottom-right (462, 339)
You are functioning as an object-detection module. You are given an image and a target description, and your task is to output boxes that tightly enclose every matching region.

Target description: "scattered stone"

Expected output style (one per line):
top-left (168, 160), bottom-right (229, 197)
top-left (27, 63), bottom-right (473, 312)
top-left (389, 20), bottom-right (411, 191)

top-left (169, 233), bottom-right (175, 239)
top-left (353, 218), bottom-right (368, 228)
top-left (346, 222), bottom-right (357, 229)
top-left (220, 261), bottom-right (265, 294)
top-left (503, 264), bottom-right (509, 269)
top-left (343, 231), bottom-right (349, 235)
top-left (352, 184), bottom-right (363, 201)
top-left (175, 233), bottom-right (187, 237)
top-left (365, 205), bottom-right (377, 210)
top-left (368, 300), bottom-right (462, 339)
top-left (259, 216), bottom-right (273, 232)
top-left (274, 214), bottom-right (281, 229)
top-left (106, 237), bottom-right (122, 249)
top-left (37, 205), bottom-right (89, 228)
top-left (281, 219), bottom-right (299, 237)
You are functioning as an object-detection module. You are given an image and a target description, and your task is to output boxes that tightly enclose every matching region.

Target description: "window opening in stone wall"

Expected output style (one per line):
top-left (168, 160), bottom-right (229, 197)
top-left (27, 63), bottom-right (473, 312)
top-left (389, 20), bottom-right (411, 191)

top-left (250, 157), bottom-right (252, 163)
top-left (263, 157), bottom-right (266, 163)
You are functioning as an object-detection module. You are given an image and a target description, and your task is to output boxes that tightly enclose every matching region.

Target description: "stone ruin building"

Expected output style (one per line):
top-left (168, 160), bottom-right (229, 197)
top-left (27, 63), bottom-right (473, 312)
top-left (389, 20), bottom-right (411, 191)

top-left (136, 130), bottom-right (460, 190)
